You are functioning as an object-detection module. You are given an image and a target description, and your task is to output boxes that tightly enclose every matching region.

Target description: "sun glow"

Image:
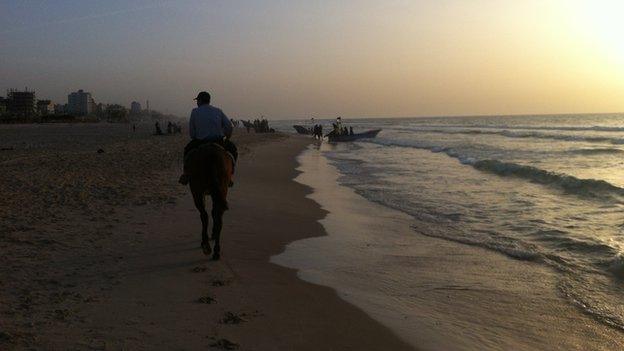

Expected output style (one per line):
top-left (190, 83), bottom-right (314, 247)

top-left (573, 1), bottom-right (624, 63)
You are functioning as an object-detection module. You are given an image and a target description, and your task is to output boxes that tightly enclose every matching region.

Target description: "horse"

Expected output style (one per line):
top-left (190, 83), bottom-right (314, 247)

top-left (185, 143), bottom-right (234, 260)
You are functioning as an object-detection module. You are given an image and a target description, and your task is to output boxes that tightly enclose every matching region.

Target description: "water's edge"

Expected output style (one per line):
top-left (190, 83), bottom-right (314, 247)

top-left (271, 144), bottom-right (624, 351)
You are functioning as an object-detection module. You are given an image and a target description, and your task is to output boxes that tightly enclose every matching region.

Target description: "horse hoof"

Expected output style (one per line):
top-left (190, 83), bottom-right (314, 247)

top-left (201, 242), bottom-right (212, 256)
top-left (212, 252), bottom-right (221, 261)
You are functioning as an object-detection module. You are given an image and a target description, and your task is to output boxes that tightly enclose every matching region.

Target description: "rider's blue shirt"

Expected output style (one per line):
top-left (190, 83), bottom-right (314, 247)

top-left (189, 104), bottom-right (233, 141)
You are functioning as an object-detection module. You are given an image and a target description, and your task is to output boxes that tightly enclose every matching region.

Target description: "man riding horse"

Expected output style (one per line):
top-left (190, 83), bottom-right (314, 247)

top-left (179, 91), bottom-right (238, 185)
top-left (180, 91), bottom-right (237, 259)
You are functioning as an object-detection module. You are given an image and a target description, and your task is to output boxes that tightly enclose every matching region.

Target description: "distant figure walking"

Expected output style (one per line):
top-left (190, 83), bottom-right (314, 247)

top-left (243, 120), bottom-right (252, 133)
top-left (313, 124), bottom-right (323, 139)
top-left (154, 121), bottom-right (163, 135)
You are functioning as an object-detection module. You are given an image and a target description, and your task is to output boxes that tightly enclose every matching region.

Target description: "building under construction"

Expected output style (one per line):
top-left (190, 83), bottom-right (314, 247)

top-left (6, 89), bottom-right (36, 120)
top-left (0, 97), bottom-right (6, 115)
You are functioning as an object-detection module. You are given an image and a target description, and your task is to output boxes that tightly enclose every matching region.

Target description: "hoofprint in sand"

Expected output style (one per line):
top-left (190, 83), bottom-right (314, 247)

top-left (1, 125), bottom-right (409, 350)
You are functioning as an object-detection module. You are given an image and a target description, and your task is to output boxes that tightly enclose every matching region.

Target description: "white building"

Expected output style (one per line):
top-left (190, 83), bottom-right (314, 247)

top-left (130, 101), bottom-right (142, 115)
top-left (67, 89), bottom-right (95, 116)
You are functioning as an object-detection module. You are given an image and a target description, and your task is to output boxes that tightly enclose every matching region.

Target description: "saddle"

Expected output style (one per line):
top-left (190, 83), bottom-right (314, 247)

top-left (186, 142), bottom-right (236, 166)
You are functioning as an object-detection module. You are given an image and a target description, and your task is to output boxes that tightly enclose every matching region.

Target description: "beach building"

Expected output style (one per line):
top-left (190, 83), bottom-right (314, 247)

top-left (67, 89), bottom-right (96, 116)
top-left (130, 101), bottom-right (142, 115)
top-left (105, 104), bottom-right (128, 122)
top-left (94, 103), bottom-right (105, 119)
top-left (54, 103), bottom-right (67, 114)
top-left (6, 89), bottom-right (36, 119)
top-left (37, 100), bottom-right (54, 115)
top-left (0, 97), bottom-right (6, 115)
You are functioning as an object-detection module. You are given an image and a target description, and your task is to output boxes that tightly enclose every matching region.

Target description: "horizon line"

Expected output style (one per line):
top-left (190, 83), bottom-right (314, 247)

top-left (268, 111), bottom-right (624, 121)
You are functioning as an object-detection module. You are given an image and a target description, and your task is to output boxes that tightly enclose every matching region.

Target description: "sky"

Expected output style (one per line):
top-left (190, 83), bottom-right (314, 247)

top-left (1, 0), bottom-right (623, 119)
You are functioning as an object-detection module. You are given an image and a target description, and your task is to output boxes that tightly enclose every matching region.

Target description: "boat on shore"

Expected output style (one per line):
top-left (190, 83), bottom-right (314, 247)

top-left (327, 129), bottom-right (381, 142)
top-left (293, 125), bottom-right (312, 135)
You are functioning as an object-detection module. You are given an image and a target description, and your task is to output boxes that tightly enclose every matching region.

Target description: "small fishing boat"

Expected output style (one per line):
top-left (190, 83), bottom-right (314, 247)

top-left (293, 125), bottom-right (312, 135)
top-left (327, 129), bottom-right (381, 142)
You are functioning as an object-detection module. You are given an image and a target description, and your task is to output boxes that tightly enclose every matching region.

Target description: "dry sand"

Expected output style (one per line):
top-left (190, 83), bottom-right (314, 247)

top-left (0, 124), bottom-right (411, 350)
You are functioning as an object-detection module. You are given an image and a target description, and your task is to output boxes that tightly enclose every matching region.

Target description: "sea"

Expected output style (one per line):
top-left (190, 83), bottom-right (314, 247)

top-left (271, 114), bottom-right (624, 349)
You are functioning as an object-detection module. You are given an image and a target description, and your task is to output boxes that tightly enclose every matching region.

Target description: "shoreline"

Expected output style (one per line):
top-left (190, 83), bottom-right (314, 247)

top-left (198, 134), bottom-right (415, 350)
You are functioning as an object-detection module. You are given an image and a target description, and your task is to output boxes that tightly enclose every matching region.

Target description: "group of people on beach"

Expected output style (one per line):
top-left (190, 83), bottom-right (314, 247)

top-left (240, 118), bottom-right (274, 133)
top-left (167, 121), bottom-right (182, 134)
top-left (154, 121), bottom-right (183, 135)
top-left (312, 124), bottom-right (324, 139)
top-left (331, 117), bottom-right (354, 136)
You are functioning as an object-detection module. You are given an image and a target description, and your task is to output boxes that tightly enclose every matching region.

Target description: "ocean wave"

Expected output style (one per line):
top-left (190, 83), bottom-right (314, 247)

top-left (405, 124), bottom-right (624, 132)
top-left (366, 138), bottom-right (624, 198)
top-left (469, 159), bottom-right (624, 197)
top-left (568, 148), bottom-right (624, 155)
top-left (602, 255), bottom-right (624, 278)
top-left (330, 136), bottom-right (624, 332)
top-left (402, 128), bottom-right (624, 145)
top-left (413, 227), bottom-right (543, 262)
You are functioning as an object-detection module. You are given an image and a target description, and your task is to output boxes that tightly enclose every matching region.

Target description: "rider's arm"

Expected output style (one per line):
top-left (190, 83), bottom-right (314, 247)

top-left (221, 110), bottom-right (233, 139)
top-left (189, 109), bottom-right (197, 139)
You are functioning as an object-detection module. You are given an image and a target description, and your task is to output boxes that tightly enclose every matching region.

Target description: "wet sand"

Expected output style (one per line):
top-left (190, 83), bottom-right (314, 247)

top-left (0, 124), bottom-right (411, 350)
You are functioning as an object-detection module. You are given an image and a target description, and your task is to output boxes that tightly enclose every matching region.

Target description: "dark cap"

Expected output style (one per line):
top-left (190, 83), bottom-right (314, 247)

top-left (194, 91), bottom-right (211, 101)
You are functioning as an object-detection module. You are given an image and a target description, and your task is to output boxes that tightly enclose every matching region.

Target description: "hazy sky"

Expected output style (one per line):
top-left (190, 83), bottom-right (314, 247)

top-left (1, 0), bottom-right (623, 119)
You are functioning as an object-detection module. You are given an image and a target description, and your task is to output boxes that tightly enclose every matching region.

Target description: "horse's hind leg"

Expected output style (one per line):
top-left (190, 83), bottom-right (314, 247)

top-left (192, 190), bottom-right (211, 256)
top-left (210, 195), bottom-right (226, 260)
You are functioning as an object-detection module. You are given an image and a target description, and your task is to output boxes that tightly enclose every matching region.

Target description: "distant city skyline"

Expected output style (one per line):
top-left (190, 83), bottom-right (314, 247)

top-left (1, 0), bottom-right (623, 119)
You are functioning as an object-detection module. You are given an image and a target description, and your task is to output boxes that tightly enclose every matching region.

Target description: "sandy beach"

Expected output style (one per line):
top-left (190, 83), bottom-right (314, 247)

top-left (5, 122), bottom-right (624, 350)
top-left (0, 124), bottom-right (411, 350)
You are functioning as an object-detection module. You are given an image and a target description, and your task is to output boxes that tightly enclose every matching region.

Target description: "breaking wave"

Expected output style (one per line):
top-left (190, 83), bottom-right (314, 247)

top-left (468, 160), bottom-right (624, 197)
top-left (402, 128), bottom-right (624, 145)
top-left (406, 124), bottom-right (624, 132)
top-left (366, 138), bottom-right (624, 199)
top-left (568, 148), bottom-right (624, 155)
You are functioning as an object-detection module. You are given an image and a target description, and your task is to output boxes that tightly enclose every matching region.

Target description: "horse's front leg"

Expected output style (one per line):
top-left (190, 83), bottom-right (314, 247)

top-left (210, 199), bottom-right (225, 261)
top-left (192, 190), bottom-right (211, 255)
top-left (200, 208), bottom-right (211, 255)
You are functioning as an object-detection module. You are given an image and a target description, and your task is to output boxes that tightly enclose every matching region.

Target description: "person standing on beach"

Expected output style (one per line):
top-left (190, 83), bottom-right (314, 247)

top-left (178, 91), bottom-right (237, 185)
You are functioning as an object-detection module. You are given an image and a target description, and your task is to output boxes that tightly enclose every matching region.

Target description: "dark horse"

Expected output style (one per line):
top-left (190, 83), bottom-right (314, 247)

top-left (185, 143), bottom-right (234, 260)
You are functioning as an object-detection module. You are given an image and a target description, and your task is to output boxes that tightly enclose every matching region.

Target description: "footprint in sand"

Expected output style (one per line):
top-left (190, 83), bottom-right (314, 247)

top-left (220, 312), bottom-right (247, 324)
top-left (191, 266), bottom-right (207, 273)
top-left (197, 295), bottom-right (216, 304)
top-left (209, 337), bottom-right (239, 350)
top-left (54, 309), bottom-right (70, 320)
top-left (0, 331), bottom-right (12, 343)
top-left (211, 279), bottom-right (229, 287)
